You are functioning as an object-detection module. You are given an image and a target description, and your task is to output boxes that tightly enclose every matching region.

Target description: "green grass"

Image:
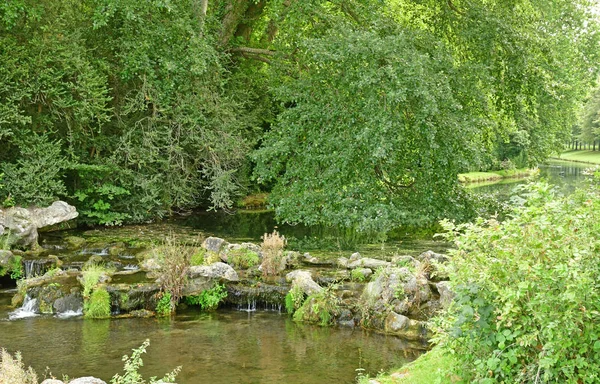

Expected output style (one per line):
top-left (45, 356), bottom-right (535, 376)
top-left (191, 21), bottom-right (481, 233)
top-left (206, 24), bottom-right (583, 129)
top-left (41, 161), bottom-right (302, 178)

top-left (555, 150), bottom-right (600, 165)
top-left (458, 168), bottom-right (537, 183)
top-left (359, 346), bottom-right (464, 384)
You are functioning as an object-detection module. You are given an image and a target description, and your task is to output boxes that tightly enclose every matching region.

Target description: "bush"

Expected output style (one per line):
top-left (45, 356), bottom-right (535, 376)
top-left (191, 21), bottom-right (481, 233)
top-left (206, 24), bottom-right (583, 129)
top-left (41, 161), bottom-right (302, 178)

top-left (155, 292), bottom-right (173, 317)
top-left (437, 179), bottom-right (600, 383)
top-left (0, 349), bottom-right (38, 384)
top-left (293, 285), bottom-right (340, 326)
top-left (284, 284), bottom-right (305, 314)
top-left (153, 238), bottom-right (192, 313)
top-left (185, 283), bottom-right (228, 311)
top-left (260, 230), bottom-right (286, 277)
top-left (84, 288), bottom-right (111, 319)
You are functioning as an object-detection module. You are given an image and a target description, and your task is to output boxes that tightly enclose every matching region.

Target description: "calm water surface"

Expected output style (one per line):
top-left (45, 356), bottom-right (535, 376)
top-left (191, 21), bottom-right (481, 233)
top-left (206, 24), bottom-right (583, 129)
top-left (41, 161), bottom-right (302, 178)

top-left (0, 292), bottom-right (420, 383)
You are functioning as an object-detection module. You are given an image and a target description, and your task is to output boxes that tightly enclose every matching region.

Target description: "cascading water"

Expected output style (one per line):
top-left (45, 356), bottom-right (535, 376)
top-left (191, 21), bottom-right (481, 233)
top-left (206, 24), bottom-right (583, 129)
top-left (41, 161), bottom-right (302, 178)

top-left (23, 259), bottom-right (49, 278)
top-left (9, 295), bottom-right (39, 320)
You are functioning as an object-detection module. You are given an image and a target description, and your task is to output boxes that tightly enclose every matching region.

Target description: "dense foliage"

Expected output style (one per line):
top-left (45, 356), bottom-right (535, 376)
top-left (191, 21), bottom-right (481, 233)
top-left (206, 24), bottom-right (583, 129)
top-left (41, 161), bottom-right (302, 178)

top-left (438, 175), bottom-right (600, 382)
top-left (0, 0), bottom-right (598, 231)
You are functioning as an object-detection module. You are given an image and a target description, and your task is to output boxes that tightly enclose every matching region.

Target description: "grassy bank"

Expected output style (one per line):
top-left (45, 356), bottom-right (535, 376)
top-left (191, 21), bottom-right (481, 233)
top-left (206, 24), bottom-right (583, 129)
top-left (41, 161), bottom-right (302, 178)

top-left (359, 346), bottom-right (463, 384)
top-left (458, 168), bottom-right (537, 183)
top-left (553, 150), bottom-right (600, 165)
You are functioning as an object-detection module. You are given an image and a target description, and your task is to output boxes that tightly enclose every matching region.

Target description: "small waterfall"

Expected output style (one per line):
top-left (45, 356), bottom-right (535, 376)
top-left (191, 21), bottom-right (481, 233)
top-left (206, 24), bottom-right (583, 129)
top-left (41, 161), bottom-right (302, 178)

top-left (23, 259), bottom-right (48, 278)
top-left (57, 308), bottom-right (83, 319)
top-left (237, 299), bottom-right (257, 312)
top-left (9, 295), bottom-right (39, 320)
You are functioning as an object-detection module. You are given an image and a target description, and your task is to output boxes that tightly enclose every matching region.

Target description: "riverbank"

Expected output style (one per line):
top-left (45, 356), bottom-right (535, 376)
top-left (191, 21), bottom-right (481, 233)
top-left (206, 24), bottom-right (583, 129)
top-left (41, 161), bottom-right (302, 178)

top-left (359, 346), bottom-right (463, 384)
top-left (551, 150), bottom-right (600, 165)
top-left (458, 168), bottom-right (538, 183)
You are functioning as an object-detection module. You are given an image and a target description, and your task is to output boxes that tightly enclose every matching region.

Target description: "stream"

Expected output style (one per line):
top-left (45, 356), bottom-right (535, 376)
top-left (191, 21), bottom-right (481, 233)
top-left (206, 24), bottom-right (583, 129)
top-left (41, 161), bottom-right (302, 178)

top-left (0, 159), bottom-right (593, 383)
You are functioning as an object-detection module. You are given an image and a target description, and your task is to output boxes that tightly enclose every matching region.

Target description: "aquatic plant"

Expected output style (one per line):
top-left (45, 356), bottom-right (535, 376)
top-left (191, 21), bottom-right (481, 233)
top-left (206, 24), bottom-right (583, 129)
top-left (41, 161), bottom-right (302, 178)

top-left (111, 339), bottom-right (181, 384)
top-left (0, 349), bottom-right (37, 384)
top-left (260, 230), bottom-right (286, 277)
top-left (84, 288), bottom-right (111, 319)
top-left (185, 283), bottom-right (228, 311)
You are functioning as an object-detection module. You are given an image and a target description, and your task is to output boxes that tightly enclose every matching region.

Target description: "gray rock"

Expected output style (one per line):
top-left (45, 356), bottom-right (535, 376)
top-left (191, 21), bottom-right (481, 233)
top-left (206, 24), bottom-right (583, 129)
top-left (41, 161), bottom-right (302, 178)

top-left (189, 262), bottom-right (238, 282)
top-left (384, 312), bottom-right (428, 340)
top-left (349, 252), bottom-right (362, 262)
top-left (140, 257), bottom-right (161, 272)
top-left (417, 250), bottom-right (448, 264)
top-left (41, 380), bottom-right (65, 384)
top-left (53, 293), bottom-right (83, 314)
top-left (391, 255), bottom-right (420, 268)
top-left (0, 249), bottom-right (13, 268)
top-left (285, 270), bottom-right (322, 295)
top-left (64, 236), bottom-right (86, 250)
top-left (182, 276), bottom-right (214, 296)
top-left (0, 201), bottom-right (78, 248)
top-left (337, 257), bottom-right (348, 268)
top-left (436, 281), bottom-right (454, 308)
top-left (68, 377), bottom-right (107, 384)
top-left (361, 266), bottom-right (430, 313)
top-left (202, 237), bottom-right (228, 253)
top-left (347, 258), bottom-right (391, 269)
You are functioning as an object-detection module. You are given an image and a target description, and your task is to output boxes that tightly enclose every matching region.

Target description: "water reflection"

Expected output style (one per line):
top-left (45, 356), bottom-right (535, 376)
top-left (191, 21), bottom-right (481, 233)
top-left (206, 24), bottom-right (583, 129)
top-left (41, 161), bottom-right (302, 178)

top-left (0, 303), bottom-right (420, 383)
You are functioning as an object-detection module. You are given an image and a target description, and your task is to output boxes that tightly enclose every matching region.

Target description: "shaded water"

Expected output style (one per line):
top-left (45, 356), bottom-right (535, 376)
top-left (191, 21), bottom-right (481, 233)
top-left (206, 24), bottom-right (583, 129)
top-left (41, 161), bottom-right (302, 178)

top-left (0, 291), bottom-right (421, 383)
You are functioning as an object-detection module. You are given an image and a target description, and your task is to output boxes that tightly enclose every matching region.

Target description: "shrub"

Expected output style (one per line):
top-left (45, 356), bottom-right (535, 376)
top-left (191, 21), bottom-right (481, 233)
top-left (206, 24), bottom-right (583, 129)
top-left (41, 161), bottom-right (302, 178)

top-left (437, 179), bottom-right (600, 383)
top-left (84, 288), bottom-right (111, 319)
top-left (350, 268), bottom-right (367, 282)
top-left (190, 248), bottom-right (206, 266)
top-left (260, 230), bottom-right (286, 277)
top-left (111, 339), bottom-right (181, 384)
top-left (153, 238), bottom-right (192, 313)
top-left (0, 349), bottom-right (38, 384)
top-left (284, 284), bottom-right (305, 315)
top-left (185, 283), bottom-right (228, 311)
top-left (155, 292), bottom-right (173, 317)
top-left (228, 248), bottom-right (260, 269)
top-left (293, 285), bottom-right (340, 326)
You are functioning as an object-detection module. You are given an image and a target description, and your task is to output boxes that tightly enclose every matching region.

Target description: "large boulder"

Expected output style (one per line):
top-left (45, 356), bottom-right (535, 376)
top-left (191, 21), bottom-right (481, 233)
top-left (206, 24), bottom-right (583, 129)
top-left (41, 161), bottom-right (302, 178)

top-left (384, 312), bottom-right (430, 341)
top-left (202, 236), bottom-right (228, 253)
top-left (286, 270), bottom-right (322, 295)
top-left (0, 201), bottom-right (78, 248)
top-left (189, 262), bottom-right (238, 282)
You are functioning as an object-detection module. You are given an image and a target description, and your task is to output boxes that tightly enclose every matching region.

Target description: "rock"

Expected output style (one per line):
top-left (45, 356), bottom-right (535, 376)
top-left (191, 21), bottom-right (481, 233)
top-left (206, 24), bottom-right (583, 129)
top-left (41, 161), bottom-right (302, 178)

top-left (41, 380), bottom-right (65, 384)
top-left (64, 236), bottom-right (86, 250)
top-left (0, 249), bottom-right (13, 267)
top-left (391, 255), bottom-right (420, 268)
top-left (182, 276), bottom-right (214, 296)
top-left (347, 258), bottom-right (391, 270)
top-left (351, 268), bottom-right (373, 280)
top-left (68, 377), bottom-right (107, 384)
top-left (285, 270), bottom-right (322, 295)
top-left (384, 312), bottom-right (429, 341)
top-left (189, 262), bottom-right (239, 282)
top-left (140, 257), bottom-right (161, 272)
top-left (417, 250), bottom-right (448, 264)
top-left (202, 237), bottom-right (228, 253)
top-left (349, 252), bottom-right (362, 262)
top-left (106, 283), bottom-right (161, 313)
top-left (302, 252), bottom-right (334, 266)
top-left (337, 257), bottom-right (348, 268)
top-left (436, 281), bottom-right (454, 308)
top-left (53, 293), bottom-right (84, 314)
top-left (0, 201), bottom-right (78, 248)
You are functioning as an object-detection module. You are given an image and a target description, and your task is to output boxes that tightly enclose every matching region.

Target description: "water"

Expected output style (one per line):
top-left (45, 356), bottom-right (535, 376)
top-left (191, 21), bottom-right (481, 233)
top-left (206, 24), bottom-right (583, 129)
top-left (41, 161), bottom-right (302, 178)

top-left (0, 292), bottom-right (421, 383)
top-left (8, 295), bottom-right (39, 320)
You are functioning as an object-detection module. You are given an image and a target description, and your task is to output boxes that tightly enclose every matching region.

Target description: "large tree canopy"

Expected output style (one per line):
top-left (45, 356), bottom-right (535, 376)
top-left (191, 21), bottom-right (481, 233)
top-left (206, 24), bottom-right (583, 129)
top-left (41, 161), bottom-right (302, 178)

top-left (0, 0), bottom-right (598, 229)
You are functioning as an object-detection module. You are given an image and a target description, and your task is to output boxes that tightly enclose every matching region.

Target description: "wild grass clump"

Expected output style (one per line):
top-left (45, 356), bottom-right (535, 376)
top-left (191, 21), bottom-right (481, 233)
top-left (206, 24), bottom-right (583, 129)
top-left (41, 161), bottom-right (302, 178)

top-left (260, 230), bottom-right (286, 277)
top-left (81, 263), bottom-right (112, 299)
top-left (228, 248), bottom-right (260, 269)
top-left (0, 348), bottom-right (38, 384)
top-left (153, 237), bottom-right (192, 314)
top-left (84, 288), bottom-right (111, 319)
